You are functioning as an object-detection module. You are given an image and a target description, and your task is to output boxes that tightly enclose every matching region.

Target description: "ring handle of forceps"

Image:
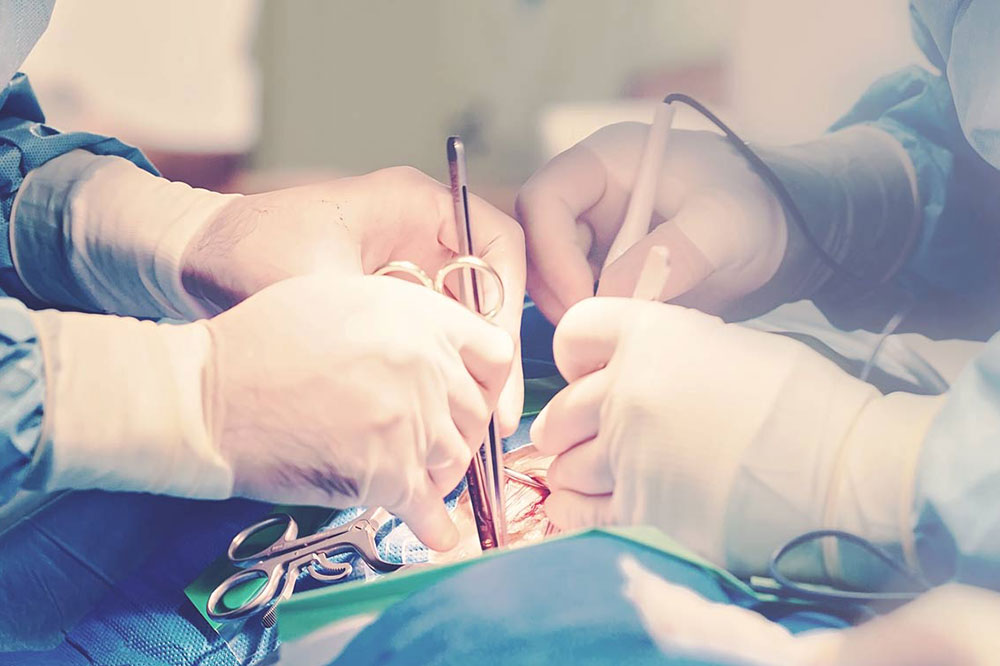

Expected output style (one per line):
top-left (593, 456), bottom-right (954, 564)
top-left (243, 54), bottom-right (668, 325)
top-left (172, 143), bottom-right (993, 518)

top-left (374, 256), bottom-right (505, 321)
top-left (226, 514), bottom-right (301, 563)
top-left (207, 557), bottom-right (289, 621)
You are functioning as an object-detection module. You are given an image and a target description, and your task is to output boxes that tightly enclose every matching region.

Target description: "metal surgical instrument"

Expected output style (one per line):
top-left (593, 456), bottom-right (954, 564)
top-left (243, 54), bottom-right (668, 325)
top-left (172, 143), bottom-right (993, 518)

top-left (446, 136), bottom-right (508, 551)
top-left (373, 256), bottom-right (504, 321)
top-left (372, 245), bottom-right (507, 545)
top-left (502, 466), bottom-right (548, 493)
top-left (207, 507), bottom-right (401, 624)
top-left (374, 137), bottom-right (508, 552)
top-left (601, 100), bottom-right (676, 273)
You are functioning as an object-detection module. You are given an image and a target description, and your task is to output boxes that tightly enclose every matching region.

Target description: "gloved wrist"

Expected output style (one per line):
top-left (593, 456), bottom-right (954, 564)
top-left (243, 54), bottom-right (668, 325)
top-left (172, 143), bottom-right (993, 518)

top-left (754, 126), bottom-right (920, 304)
top-left (24, 309), bottom-right (233, 498)
top-left (726, 350), bottom-right (943, 586)
top-left (820, 390), bottom-right (943, 584)
top-left (11, 150), bottom-right (240, 319)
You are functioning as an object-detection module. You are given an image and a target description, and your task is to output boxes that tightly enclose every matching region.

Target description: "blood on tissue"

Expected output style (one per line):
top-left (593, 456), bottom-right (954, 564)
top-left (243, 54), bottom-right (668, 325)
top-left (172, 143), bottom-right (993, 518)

top-left (429, 445), bottom-right (558, 563)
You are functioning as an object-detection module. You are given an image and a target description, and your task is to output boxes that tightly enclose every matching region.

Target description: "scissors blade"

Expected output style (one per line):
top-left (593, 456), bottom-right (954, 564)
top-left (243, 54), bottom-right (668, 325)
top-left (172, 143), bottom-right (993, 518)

top-left (447, 136), bottom-right (507, 550)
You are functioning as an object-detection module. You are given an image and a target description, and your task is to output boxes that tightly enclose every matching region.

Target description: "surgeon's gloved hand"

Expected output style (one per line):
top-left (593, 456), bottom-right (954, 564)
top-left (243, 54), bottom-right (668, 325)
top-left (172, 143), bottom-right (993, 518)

top-left (516, 122), bottom-right (919, 324)
top-left (13, 156), bottom-right (526, 433)
top-left (27, 275), bottom-right (513, 551)
top-left (532, 297), bottom-right (944, 585)
top-left (207, 275), bottom-right (514, 549)
top-left (827, 584), bottom-right (1000, 666)
top-left (516, 124), bottom-right (788, 323)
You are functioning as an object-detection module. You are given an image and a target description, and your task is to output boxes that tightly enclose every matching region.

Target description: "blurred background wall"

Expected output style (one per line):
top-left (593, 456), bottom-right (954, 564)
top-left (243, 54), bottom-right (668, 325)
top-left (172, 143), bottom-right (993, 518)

top-left (251, 0), bottom-right (733, 186)
top-left (21, 0), bottom-right (926, 199)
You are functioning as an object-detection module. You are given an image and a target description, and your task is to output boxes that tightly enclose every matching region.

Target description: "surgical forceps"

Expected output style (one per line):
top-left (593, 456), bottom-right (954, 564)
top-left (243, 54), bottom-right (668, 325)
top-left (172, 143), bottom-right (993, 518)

top-left (446, 136), bottom-right (508, 551)
top-left (207, 507), bottom-right (401, 624)
top-left (372, 254), bottom-right (507, 552)
top-left (374, 136), bottom-right (508, 552)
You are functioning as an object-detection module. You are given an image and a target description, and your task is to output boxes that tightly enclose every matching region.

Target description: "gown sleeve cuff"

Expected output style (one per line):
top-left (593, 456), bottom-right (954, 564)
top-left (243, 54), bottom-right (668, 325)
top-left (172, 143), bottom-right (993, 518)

top-left (10, 150), bottom-right (239, 319)
top-left (756, 126), bottom-right (921, 304)
top-left (23, 308), bottom-right (233, 499)
top-left (0, 298), bottom-right (44, 503)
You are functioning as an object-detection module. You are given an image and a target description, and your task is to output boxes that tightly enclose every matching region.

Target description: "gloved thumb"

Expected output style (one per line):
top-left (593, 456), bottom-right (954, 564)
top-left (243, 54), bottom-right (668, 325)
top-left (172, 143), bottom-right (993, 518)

top-left (443, 303), bottom-right (515, 399)
top-left (544, 489), bottom-right (615, 530)
top-left (395, 484), bottom-right (460, 551)
top-left (553, 297), bottom-right (645, 382)
top-left (597, 214), bottom-right (714, 302)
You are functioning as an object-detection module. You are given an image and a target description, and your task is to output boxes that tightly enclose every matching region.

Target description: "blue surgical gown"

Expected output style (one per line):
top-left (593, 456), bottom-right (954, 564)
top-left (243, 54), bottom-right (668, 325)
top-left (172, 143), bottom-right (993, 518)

top-left (830, 1), bottom-right (1000, 588)
top-left (0, 74), bottom-right (155, 503)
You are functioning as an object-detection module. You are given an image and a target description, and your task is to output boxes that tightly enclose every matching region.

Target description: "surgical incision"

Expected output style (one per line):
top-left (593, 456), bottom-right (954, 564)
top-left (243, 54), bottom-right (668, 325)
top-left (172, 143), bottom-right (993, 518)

top-left (431, 445), bottom-right (557, 563)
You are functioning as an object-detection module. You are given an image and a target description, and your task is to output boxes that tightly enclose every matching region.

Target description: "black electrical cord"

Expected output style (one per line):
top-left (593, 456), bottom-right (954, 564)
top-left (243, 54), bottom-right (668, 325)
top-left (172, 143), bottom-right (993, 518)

top-left (663, 94), bottom-right (933, 386)
top-left (662, 93), bottom-right (877, 288)
top-left (767, 529), bottom-right (931, 605)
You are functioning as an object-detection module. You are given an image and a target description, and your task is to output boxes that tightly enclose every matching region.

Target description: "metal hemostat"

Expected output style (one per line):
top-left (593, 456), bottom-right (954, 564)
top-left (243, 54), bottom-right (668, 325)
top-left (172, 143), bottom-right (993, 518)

top-left (445, 135), bottom-right (508, 552)
top-left (207, 507), bottom-right (402, 624)
top-left (207, 462), bottom-right (554, 626)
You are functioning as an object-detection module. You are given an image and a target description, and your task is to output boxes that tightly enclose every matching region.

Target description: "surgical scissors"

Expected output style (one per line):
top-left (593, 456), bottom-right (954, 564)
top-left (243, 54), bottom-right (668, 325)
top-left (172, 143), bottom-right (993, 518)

top-left (207, 507), bottom-right (402, 624)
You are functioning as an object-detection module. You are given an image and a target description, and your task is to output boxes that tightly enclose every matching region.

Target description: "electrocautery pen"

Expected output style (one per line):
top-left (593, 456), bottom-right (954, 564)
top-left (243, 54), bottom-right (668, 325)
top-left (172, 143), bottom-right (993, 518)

top-left (631, 245), bottom-right (671, 301)
top-left (601, 100), bottom-right (676, 276)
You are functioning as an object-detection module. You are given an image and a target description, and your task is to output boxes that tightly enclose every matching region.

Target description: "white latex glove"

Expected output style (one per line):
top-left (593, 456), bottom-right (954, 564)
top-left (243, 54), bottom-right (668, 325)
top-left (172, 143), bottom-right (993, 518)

top-left (207, 274), bottom-right (514, 548)
top-left (625, 556), bottom-right (1000, 666)
top-left (620, 555), bottom-right (840, 666)
top-left (517, 124), bottom-right (787, 322)
top-left (516, 123), bottom-right (918, 323)
top-left (13, 154), bottom-right (526, 433)
top-left (532, 298), bottom-right (944, 584)
top-left (27, 274), bottom-right (513, 550)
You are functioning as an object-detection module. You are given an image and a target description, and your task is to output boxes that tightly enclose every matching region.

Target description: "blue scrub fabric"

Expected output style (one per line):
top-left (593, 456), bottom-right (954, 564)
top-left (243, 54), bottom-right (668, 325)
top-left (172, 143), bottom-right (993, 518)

top-left (0, 73), bottom-right (158, 505)
top-left (0, 493), bottom-right (276, 664)
top-left (833, 1), bottom-right (1000, 591)
top-left (0, 74), bottom-right (157, 303)
top-left (332, 533), bottom-right (848, 666)
top-left (0, 298), bottom-right (44, 503)
top-left (831, 1), bottom-right (1000, 297)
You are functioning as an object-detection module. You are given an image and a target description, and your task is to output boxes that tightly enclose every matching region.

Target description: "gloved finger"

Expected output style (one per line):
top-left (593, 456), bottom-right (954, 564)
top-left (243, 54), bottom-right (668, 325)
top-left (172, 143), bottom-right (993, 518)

top-left (428, 453), bottom-right (472, 497)
top-left (495, 346), bottom-right (524, 437)
top-left (458, 328), bottom-right (515, 407)
top-left (395, 482), bottom-right (460, 551)
top-left (530, 369), bottom-right (609, 455)
top-left (462, 194), bottom-right (526, 435)
top-left (516, 143), bottom-right (606, 318)
top-left (552, 297), bottom-right (650, 382)
top-left (443, 304), bottom-right (516, 403)
top-left (442, 353), bottom-right (491, 449)
top-left (426, 412), bottom-right (476, 469)
top-left (547, 439), bottom-right (613, 495)
top-left (596, 216), bottom-right (714, 301)
top-left (524, 223), bottom-right (597, 325)
top-left (543, 490), bottom-right (615, 530)
top-left (526, 270), bottom-right (570, 324)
